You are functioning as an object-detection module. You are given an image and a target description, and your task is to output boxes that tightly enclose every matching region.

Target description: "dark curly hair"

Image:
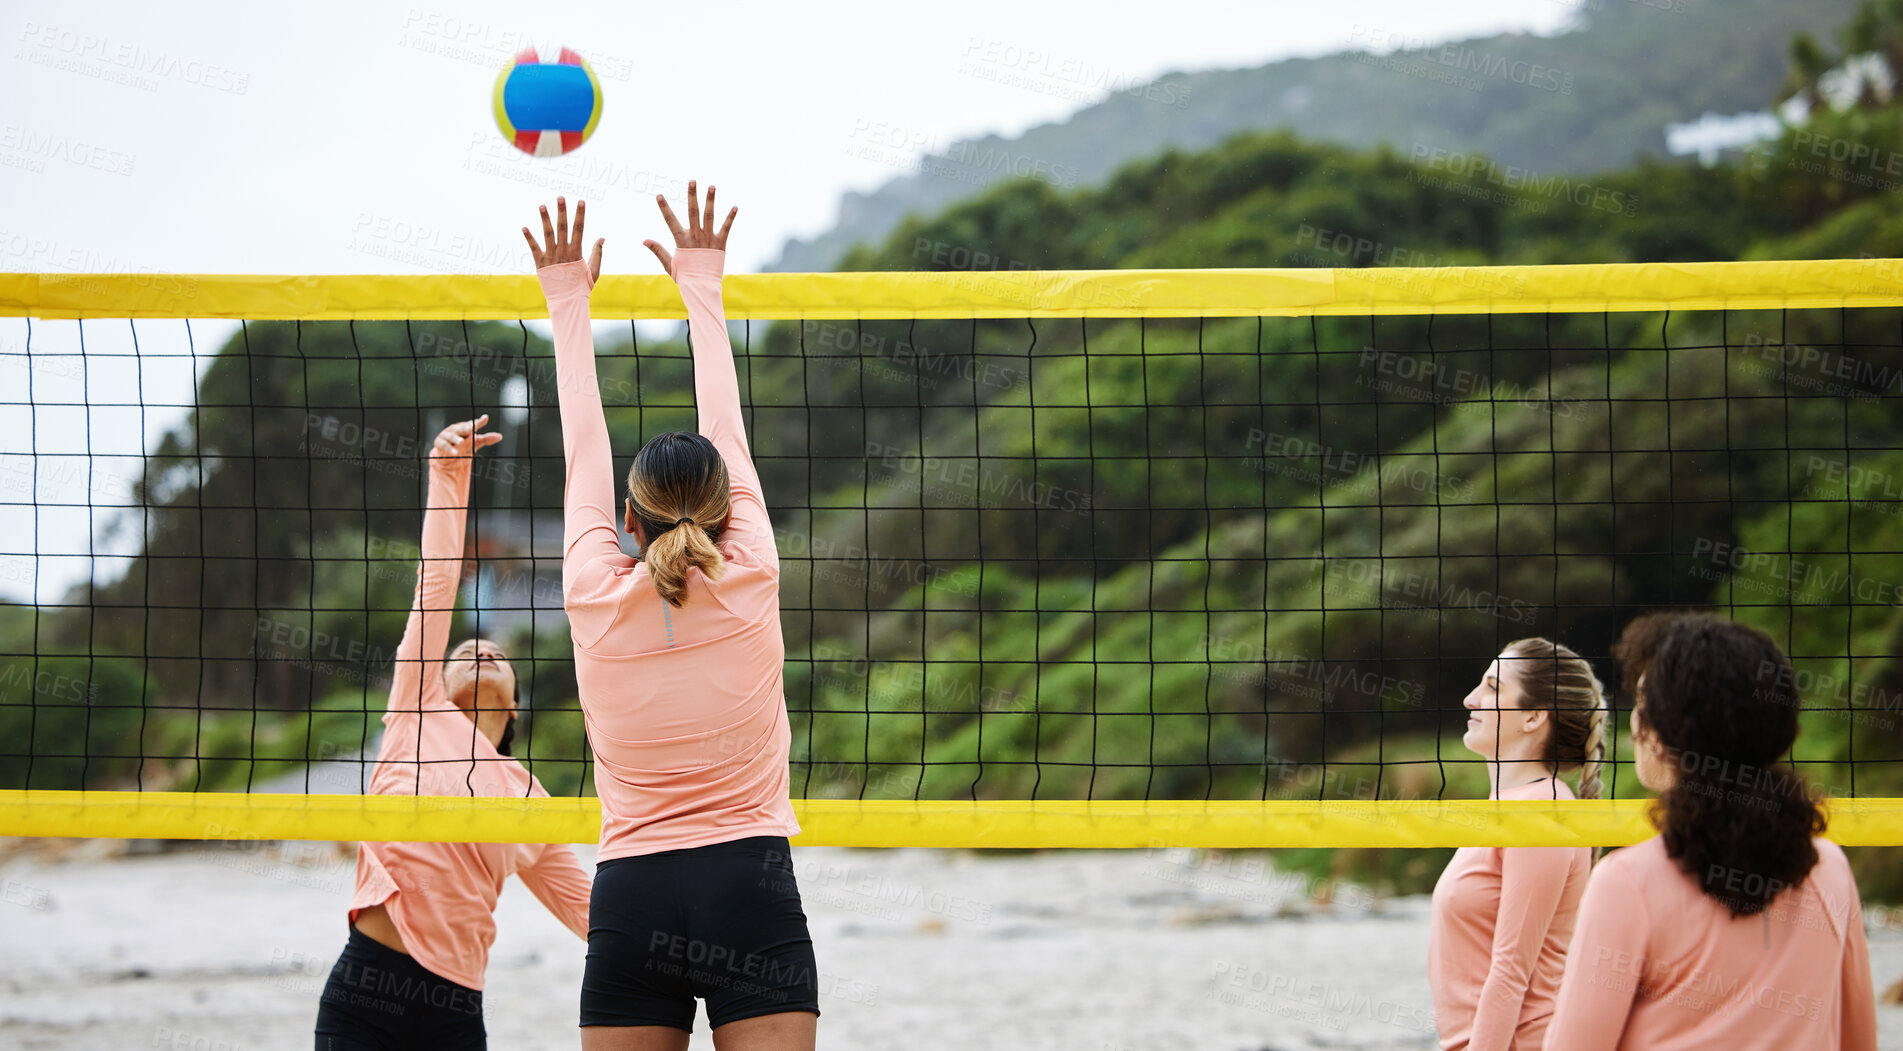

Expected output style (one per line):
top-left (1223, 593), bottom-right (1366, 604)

top-left (1615, 614), bottom-right (1825, 917)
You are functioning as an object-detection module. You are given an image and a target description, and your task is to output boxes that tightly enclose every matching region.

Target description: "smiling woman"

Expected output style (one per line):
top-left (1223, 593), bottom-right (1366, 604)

top-left (1429, 640), bottom-right (1606, 1051)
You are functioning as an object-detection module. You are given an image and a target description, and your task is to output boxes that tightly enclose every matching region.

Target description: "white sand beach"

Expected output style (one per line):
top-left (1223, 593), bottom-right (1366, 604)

top-left (2, 841), bottom-right (1899, 1050)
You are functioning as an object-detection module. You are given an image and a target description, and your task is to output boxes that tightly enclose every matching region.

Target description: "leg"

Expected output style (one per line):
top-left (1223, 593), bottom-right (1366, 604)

top-left (580, 1025), bottom-right (691, 1051)
top-left (710, 1011), bottom-right (817, 1051)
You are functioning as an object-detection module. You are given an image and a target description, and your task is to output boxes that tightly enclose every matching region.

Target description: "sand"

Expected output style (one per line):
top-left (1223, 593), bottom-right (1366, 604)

top-left (2, 841), bottom-right (1899, 1049)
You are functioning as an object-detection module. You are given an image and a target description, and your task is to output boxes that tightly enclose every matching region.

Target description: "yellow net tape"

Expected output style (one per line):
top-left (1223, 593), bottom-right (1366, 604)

top-left (6, 792), bottom-right (1901, 848)
top-left (5, 258), bottom-right (1903, 320)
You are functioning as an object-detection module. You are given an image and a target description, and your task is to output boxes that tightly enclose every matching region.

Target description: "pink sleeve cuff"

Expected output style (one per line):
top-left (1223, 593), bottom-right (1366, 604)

top-left (674, 248), bottom-right (725, 282)
top-left (537, 260), bottom-right (594, 300)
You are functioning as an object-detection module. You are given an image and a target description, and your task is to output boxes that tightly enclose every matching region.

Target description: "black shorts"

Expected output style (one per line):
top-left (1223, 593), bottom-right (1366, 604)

top-left (580, 835), bottom-right (820, 1032)
top-left (313, 927), bottom-right (485, 1050)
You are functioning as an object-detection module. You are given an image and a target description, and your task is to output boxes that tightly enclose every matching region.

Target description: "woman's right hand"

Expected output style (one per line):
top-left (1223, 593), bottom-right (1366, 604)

top-left (644, 180), bottom-right (736, 280)
top-left (521, 196), bottom-right (605, 283)
top-left (430, 415), bottom-right (503, 463)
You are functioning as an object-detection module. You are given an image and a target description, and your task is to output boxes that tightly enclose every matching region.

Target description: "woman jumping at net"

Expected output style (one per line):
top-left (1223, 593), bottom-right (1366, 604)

top-left (314, 416), bottom-right (593, 1051)
top-left (1544, 613), bottom-right (1877, 1050)
top-left (1429, 638), bottom-right (1605, 1050)
top-left (525, 188), bottom-right (816, 1050)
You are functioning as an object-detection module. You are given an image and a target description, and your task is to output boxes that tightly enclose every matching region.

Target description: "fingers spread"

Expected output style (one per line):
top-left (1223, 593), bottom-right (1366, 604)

top-left (556, 197), bottom-right (569, 252)
top-left (716, 206), bottom-right (737, 249)
top-left (686, 180), bottom-right (700, 236)
top-left (656, 195), bottom-right (686, 242)
top-left (571, 200), bottom-right (586, 250)
top-left (522, 227), bottom-right (544, 265)
top-left (540, 205), bottom-right (556, 254)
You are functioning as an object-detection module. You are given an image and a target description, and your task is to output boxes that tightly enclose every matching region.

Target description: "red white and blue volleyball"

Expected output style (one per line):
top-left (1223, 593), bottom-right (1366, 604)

top-left (492, 46), bottom-right (603, 157)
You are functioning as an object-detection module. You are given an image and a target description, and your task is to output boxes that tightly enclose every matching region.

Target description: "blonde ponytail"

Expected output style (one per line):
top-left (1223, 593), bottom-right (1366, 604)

top-left (1579, 698), bottom-right (1607, 802)
top-left (644, 514), bottom-right (727, 607)
top-left (625, 432), bottom-right (733, 608)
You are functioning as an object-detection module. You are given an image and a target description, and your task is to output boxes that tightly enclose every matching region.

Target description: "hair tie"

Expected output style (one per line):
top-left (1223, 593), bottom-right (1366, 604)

top-left (675, 516), bottom-right (694, 529)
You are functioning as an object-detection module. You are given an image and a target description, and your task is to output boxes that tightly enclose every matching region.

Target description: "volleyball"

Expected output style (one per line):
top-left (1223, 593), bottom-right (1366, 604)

top-left (492, 46), bottom-right (602, 157)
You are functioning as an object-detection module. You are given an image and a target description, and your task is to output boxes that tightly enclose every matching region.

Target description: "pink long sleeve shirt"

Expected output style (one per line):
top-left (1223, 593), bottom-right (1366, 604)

top-left (540, 251), bottom-right (800, 862)
top-left (1545, 835), bottom-right (1877, 1051)
top-left (1430, 777), bottom-right (1593, 1051)
top-left (347, 452), bottom-right (592, 991)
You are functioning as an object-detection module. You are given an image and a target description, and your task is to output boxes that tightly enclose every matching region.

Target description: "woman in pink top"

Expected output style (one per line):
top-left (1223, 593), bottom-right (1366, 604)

top-left (1431, 638), bottom-right (1605, 1050)
top-left (1546, 613), bottom-right (1878, 1050)
top-left (315, 416), bottom-right (593, 1050)
top-left (523, 188), bottom-right (816, 1051)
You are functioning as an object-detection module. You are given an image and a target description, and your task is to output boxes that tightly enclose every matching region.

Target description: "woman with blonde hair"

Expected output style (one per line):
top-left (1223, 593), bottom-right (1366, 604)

top-left (525, 187), bottom-right (816, 1051)
top-left (1430, 638), bottom-right (1606, 1050)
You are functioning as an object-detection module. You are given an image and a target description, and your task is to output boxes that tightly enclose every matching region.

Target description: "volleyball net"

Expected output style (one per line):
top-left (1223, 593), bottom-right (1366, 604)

top-left (3, 260), bottom-right (1903, 848)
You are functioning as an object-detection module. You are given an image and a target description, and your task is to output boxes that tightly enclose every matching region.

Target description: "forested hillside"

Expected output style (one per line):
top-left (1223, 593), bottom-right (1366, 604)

top-left (7, 0), bottom-right (1903, 900)
top-left (774, 0), bottom-right (1861, 271)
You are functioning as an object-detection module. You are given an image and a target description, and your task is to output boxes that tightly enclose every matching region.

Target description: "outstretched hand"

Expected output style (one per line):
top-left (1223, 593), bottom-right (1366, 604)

top-left (522, 196), bottom-right (604, 283)
top-left (430, 415), bottom-right (504, 461)
top-left (644, 180), bottom-right (736, 279)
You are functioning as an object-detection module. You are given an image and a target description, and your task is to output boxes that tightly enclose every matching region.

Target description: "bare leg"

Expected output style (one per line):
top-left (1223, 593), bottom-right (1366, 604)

top-left (710, 1011), bottom-right (818, 1051)
top-left (580, 1026), bottom-right (691, 1051)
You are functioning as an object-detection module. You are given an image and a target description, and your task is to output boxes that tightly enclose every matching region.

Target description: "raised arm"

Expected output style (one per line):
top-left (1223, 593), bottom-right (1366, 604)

top-left (524, 198), bottom-right (626, 636)
top-left (645, 184), bottom-right (777, 571)
top-left (382, 419), bottom-right (498, 747)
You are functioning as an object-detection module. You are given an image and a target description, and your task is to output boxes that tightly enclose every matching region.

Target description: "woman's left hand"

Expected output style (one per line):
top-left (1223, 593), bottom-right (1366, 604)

top-left (522, 195), bottom-right (605, 283)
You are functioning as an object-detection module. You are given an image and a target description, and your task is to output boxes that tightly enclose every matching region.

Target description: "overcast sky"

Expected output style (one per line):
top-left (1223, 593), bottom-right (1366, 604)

top-left (0, 0), bottom-right (1584, 603)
